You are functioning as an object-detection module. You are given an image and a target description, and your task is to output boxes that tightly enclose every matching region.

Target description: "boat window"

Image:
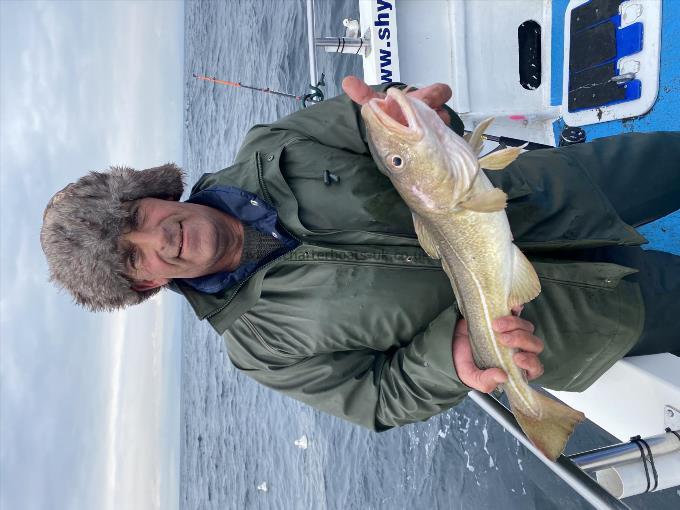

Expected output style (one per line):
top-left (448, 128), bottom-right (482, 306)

top-left (518, 20), bottom-right (542, 90)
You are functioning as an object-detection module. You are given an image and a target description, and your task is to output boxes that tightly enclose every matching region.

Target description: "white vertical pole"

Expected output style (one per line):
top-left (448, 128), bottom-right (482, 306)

top-left (306, 0), bottom-right (318, 86)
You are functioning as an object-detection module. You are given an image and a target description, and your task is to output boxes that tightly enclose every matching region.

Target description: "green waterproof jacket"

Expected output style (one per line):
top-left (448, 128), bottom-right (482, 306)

top-left (176, 86), bottom-right (650, 431)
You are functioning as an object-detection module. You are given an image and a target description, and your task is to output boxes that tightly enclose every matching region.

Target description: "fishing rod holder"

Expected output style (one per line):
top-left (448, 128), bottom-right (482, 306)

top-left (570, 430), bottom-right (680, 471)
top-left (305, 1), bottom-right (370, 108)
top-left (314, 37), bottom-right (369, 56)
top-left (569, 429), bottom-right (680, 499)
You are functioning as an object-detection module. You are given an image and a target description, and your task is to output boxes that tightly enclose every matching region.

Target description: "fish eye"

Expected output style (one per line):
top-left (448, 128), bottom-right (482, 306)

top-left (388, 154), bottom-right (404, 169)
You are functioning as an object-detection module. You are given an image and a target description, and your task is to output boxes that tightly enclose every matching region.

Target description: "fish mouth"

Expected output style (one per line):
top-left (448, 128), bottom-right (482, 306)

top-left (364, 87), bottom-right (423, 142)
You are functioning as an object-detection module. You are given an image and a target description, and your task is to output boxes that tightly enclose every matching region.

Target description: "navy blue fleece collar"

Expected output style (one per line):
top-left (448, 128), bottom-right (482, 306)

top-left (177, 186), bottom-right (298, 294)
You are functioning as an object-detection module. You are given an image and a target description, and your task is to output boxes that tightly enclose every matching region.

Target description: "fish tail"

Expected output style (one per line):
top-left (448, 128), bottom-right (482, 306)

top-left (508, 391), bottom-right (585, 461)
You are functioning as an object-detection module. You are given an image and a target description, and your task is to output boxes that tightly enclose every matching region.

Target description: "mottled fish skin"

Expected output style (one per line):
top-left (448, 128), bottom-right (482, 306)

top-left (429, 179), bottom-right (539, 417)
top-left (362, 88), bottom-right (585, 460)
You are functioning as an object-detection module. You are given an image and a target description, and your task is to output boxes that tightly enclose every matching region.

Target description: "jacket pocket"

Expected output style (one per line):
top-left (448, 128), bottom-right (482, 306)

top-left (532, 260), bottom-right (638, 290)
top-left (240, 313), bottom-right (305, 360)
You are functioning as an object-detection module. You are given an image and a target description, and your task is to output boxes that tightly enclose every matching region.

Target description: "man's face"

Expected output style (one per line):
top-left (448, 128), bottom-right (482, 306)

top-left (120, 198), bottom-right (243, 290)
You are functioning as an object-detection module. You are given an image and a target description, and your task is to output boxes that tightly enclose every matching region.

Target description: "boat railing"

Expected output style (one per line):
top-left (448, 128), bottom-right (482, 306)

top-left (471, 391), bottom-right (680, 507)
top-left (470, 391), bottom-right (632, 510)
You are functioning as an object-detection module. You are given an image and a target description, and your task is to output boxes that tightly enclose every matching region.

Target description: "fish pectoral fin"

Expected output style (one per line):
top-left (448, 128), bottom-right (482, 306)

top-left (478, 145), bottom-right (526, 170)
top-left (508, 245), bottom-right (541, 308)
top-left (412, 213), bottom-right (440, 259)
top-left (467, 117), bottom-right (495, 156)
top-left (509, 391), bottom-right (585, 461)
top-left (459, 188), bottom-right (507, 213)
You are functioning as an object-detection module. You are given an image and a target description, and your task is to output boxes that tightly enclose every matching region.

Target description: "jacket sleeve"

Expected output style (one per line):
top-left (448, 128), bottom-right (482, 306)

top-left (224, 305), bottom-right (471, 431)
top-left (234, 83), bottom-right (465, 161)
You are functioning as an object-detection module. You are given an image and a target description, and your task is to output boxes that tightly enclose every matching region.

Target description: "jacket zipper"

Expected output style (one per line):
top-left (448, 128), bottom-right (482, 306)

top-left (203, 245), bottom-right (298, 321)
top-left (204, 221), bottom-right (303, 321)
top-left (309, 228), bottom-right (418, 242)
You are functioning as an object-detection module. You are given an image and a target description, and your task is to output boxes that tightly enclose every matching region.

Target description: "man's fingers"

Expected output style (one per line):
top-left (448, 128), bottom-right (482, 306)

top-left (342, 76), bottom-right (382, 105)
top-left (411, 83), bottom-right (452, 108)
top-left (513, 352), bottom-right (545, 380)
top-left (453, 316), bottom-right (468, 337)
top-left (453, 313), bottom-right (543, 388)
top-left (492, 315), bottom-right (535, 334)
top-left (452, 324), bottom-right (475, 370)
top-left (453, 328), bottom-right (508, 392)
top-left (436, 107), bottom-right (451, 125)
top-left (499, 330), bottom-right (544, 353)
top-left (473, 368), bottom-right (508, 393)
top-left (342, 77), bottom-right (453, 125)
top-left (341, 76), bottom-right (406, 124)
top-left (409, 83), bottom-right (452, 125)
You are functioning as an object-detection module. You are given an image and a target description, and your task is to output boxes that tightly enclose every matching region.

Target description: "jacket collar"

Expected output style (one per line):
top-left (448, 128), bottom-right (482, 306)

top-left (178, 185), bottom-right (297, 294)
top-left (172, 150), bottom-right (304, 329)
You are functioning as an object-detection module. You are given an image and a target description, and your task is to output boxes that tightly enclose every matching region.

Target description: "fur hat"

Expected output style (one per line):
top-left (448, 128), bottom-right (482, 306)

top-left (40, 163), bottom-right (185, 311)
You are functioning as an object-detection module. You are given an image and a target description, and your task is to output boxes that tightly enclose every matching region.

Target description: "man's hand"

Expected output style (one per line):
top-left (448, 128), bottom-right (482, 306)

top-left (341, 75), bottom-right (452, 125)
top-left (452, 311), bottom-right (545, 393)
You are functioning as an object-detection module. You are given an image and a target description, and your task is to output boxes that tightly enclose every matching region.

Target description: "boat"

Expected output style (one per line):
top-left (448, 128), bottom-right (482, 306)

top-left (306, 0), bottom-right (680, 506)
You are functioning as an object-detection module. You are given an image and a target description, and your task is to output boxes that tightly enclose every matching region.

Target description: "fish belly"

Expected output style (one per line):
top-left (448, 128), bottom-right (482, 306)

top-left (438, 213), bottom-right (539, 413)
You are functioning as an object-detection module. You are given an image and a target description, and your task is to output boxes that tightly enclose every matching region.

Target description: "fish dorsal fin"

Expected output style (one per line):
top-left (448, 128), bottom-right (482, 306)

top-left (508, 245), bottom-right (541, 309)
top-left (467, 117), bottom-right (495, 156)
top-left (412, 213), bottom-right (440, 259)
top-left (460, 188), bottom-right (507, 213)
top-left (478, 145), bottom-right (526, 170)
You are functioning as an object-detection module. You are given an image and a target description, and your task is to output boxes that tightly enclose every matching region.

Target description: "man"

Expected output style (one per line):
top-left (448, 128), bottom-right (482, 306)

top-left (41, 77), bottom-right (680, 430)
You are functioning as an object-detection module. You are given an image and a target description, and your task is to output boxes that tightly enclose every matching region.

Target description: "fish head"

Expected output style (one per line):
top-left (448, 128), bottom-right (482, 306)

top-left (361, 87), bottom-right (479, 215)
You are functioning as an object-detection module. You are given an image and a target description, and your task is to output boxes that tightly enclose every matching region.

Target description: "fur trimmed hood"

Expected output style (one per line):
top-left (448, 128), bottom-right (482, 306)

top-left (40, 163), bottom-right (185, 311)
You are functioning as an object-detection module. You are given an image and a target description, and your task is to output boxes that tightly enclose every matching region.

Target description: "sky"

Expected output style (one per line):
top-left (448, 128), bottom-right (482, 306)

top-left (0, 2), bottom-right (185, 509)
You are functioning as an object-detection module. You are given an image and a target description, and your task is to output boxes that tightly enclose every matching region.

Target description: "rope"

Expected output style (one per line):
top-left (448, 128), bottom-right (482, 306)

top-left (629, 435), bottom-right (659, 492)
top-left (629, 436), bottom-right (651, 493)
top-left (665, 427), bottom-right (680, 442)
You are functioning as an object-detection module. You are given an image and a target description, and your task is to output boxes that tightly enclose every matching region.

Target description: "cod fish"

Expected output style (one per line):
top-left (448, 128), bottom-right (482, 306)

top-left (362, 87), bottom-right (585, 461)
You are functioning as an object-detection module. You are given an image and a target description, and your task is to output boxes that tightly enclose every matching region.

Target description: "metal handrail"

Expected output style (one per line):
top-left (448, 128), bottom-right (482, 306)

top-left (469, 391), bottom-right (631, 510)
top-left (570, 432), bottom-right (680, 472)
top-left (315, 37), bottom-right (366, 54)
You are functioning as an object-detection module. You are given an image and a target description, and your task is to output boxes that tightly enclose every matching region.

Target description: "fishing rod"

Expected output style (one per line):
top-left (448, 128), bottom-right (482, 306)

top-left (465, 131), bottom-right (553, 151)
top-left (193, 74), bottom-right (325, 107)
top-left (464, 126), bottom-right (587, 151)
top-left (193, 74), bottom-right (303, 100)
